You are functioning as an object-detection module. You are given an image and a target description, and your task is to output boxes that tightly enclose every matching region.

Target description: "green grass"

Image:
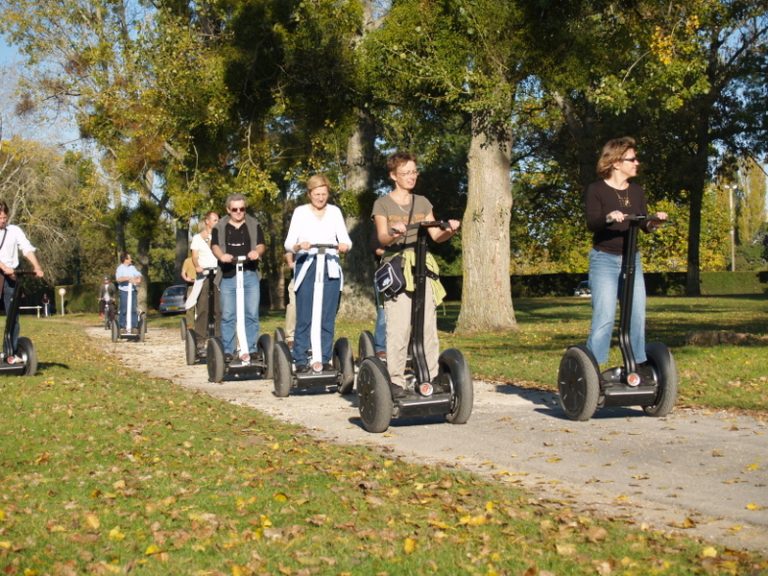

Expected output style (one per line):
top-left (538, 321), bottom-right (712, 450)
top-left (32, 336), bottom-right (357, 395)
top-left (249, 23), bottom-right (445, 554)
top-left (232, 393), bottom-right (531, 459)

top-left (1, 312), bottom-right (765, 574)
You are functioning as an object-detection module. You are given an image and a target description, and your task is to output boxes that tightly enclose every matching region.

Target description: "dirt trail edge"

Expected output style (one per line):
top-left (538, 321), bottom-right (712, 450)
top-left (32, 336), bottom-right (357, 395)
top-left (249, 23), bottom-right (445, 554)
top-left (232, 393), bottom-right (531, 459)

top-left (89, 326), bottom-right (768, 555)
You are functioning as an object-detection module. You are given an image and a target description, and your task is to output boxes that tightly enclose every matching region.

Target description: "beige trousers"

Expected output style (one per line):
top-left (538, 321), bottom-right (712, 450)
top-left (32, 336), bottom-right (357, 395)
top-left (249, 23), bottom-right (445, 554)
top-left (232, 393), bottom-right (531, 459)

top-left (384, 282), bottom-right (440, 388)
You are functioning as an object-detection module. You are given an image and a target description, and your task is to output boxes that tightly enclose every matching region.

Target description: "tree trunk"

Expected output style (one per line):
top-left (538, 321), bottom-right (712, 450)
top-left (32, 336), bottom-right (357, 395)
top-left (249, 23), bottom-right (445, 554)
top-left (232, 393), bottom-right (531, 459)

top-left (338, 109), bottom-right (377, 321)
top-left (456, 117), bottom-right (517, 333)
top-left (175, 222), bottom-right (189, 281)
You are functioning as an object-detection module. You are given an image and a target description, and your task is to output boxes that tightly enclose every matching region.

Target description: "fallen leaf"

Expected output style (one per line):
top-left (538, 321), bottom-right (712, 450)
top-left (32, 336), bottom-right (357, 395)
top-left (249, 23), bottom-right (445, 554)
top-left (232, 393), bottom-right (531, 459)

top-left (701, 546), bottom-right (718, 558)
top-left (403, 537), bottom-right (416, 554)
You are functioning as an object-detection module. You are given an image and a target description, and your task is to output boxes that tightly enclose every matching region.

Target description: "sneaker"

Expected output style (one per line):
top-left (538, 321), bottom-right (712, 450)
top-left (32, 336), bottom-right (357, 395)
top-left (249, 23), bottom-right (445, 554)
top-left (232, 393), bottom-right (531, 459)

top-left (224, 353), bottom-right (234, 364)
top-left (323, 363), bottom-right (334, 372)
top-left (600, 366), bottom-right (622, 384)
top-left (390, 384), bottom-right (407, 399)
top-left (295, 365), bottom-right (310, 374)
top-left (375, 351), bottom-right (387, 360)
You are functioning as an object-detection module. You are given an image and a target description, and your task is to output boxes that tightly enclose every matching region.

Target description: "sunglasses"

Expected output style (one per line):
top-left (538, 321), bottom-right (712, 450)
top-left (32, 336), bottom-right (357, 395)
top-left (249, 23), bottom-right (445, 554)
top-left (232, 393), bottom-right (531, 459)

top-left (230, 206), bottom-right (246, 213)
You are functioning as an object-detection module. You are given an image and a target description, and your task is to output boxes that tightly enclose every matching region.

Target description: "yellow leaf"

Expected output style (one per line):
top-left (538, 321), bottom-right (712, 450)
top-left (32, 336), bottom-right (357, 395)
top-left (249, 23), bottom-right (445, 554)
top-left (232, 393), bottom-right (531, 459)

top-left (260, 514), bottom-right (272, 527)
top-left (232, 566), bottom-right (245, 576)
top-left (0, 541), bottom-right (11, 550)
top-left (485, 501), bottom-right (495, 512)
top-left (273, 492), bottom-right (288, 502)
top-left (556, 543), bottom-right (576, 556)
top-left (108, 527), bottom-right (125, 541)
top-left (383, 460), bottom-right (394, 468)
top-left (403, 537), bottom-right (417, 554)
top-left (701, 546), bottom-right (718, 558)
top-left (745, 462), bottom-right (761, 472)
top-left (0, 509), bottom-right (5, 521)
top-left (746, 503), bottom-right (764, 511)
top-left (145, 544), bottom-right (161, 555)
top-left (84, 513), bottom-right (100, 531)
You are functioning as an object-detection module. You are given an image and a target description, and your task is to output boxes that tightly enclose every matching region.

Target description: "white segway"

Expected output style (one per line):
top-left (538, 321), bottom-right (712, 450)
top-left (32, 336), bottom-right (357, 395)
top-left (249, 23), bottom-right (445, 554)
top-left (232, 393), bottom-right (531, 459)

top-left (111, 283), bottom-right (146, 343)
top-left (273, 244), bottom-right (354, 397)
top-left (207, 256), bottom-right (272, 383)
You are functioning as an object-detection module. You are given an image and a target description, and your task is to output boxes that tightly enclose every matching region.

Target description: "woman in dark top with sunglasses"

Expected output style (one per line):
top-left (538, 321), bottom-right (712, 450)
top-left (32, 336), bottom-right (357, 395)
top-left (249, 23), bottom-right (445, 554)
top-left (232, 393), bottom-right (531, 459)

top-left (585, 136), bottom-right (667, 377)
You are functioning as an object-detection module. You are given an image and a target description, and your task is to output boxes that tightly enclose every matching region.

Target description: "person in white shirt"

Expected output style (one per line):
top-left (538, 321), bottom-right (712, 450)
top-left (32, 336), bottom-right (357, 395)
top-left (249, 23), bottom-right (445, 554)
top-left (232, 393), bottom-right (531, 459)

top-left (189, 211), bottom-right (220, 349)
top-left (114, 252), bottom-right (142, 332)
top-left (283, 174), bottom-right (352, 372)
top-left (0, 201), bottom-right (44, 356)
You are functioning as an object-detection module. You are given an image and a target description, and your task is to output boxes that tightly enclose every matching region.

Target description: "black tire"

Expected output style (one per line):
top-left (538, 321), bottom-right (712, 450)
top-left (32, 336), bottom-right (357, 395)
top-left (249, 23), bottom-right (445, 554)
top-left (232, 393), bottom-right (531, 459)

top-left (334, 337), bottom-right (355, 395)
top-left (138, 313), bottom-right (147, 343)
top-left (357, 358), bottom-right (393, 433)
top-left (643, 342), bottom-right (678, 417)
top-left (274, 327), bottom-right (286, 343)
top-left (440, 349), bottom-right (473, 424)
top-left (273, 341), bottom-right (292, 397)
top-left (358, 330), bottom-right (375, 361)
top-left (557, 345), bottom-right (600, 421)
top-left (185, 329), bottom-right (197, 366)
top-left (180, 317), bottom-right (187, 341)
top-left (207, 338), bottom-right (225, 383)
top-left (258, 333), bottom-right (274, 379)
top-left (111, 321), bottom-right (119, 343)
top-left (17, 336), bottom-right (37, 376)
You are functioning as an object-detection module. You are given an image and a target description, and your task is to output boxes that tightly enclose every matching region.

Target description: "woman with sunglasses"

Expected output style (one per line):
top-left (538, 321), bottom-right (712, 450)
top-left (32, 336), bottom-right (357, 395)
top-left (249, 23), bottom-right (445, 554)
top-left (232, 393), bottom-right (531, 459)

top-left (584, 136), bottom-right (667, 376)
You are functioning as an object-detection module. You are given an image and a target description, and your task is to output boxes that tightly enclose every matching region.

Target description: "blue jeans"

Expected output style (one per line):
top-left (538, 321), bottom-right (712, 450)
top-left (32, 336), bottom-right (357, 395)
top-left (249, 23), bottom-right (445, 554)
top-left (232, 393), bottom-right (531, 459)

top-left (118, 288), bottom-right (138, 329)
top-left (3, 277), bottom-right (20, 350)
top-left (292, 259), bottom-right (341, 366)
top-left (373, 281), bottom-right (386, 353)
top-left (220, 270), bottom-right (260, 356)
top-left (586, 248), bottom-right (647, 365)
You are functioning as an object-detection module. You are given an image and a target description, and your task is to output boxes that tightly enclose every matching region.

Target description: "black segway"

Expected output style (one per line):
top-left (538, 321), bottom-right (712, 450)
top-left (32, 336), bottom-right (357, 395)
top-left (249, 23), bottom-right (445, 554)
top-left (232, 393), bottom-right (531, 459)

top-left (185, 267), bottom-right (216, 365)
top-left (557, 214), bottom-right (678, 421)
top-left (207, 256), bottom-right (272, 383)
top-left (0, 270), bottom-right (38, 376)
top-left (111, 284), bottom-right (146, 343)
top-left (356, 221), bottom-right (473, 433)
top-left (273, 244), bottom-right (354, 397)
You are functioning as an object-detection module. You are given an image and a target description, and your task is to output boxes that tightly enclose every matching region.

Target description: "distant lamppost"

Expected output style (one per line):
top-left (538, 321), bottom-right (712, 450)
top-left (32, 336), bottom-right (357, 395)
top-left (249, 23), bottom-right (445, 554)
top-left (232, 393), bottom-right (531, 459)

top-left (724, 184), bottom-right (737, 272)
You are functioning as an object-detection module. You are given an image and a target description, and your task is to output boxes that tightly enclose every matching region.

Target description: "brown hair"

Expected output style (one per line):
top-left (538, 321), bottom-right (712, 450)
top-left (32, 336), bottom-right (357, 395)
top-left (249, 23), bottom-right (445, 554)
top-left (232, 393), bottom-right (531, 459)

top-left (0, 201), bottom-right (8, 216)
top-left (596, 136), bottom-right (636, 179)
top-left (306, 173), bottom-right (331, 193)
top-left (386, 151), bottom-right (417, 174)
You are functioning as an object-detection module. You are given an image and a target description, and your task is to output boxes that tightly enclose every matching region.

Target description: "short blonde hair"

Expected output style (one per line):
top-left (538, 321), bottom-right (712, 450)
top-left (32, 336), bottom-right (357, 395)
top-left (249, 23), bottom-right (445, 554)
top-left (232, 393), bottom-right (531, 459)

top-left (596, 136), bottom-right (636, 179)
top-left (306, 173), bottom-right (331, 193)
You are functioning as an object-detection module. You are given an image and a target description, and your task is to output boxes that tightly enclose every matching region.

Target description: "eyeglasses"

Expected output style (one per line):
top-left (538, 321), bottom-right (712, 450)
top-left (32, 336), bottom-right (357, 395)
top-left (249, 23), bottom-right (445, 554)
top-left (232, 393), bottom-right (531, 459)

top-left (397, 170), bottom-right (419, 177)
top-left (230, 206), bottom-right (246, 213)
top-left (620, 157), bottom-right (639, 163)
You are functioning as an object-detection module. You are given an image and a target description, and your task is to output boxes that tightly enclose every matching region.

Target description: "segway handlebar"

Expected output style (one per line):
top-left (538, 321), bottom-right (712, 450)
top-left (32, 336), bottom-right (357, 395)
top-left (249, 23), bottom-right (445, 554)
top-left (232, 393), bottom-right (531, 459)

top-left (392, 220), bottom-right (453, 234)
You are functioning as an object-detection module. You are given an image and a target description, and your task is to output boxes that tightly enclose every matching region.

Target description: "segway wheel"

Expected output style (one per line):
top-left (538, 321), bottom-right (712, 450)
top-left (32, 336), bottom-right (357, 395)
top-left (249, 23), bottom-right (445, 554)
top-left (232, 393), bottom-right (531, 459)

top-left (557, 345), bottom-right (600, 421)
top-left (17, 337), bottom-right (37, 376)
top-left (207, 338), bottom-right (225, 383)
top-left (642, 342), bottom-right (678, 417)
top-left (180, 317), bottom-right (187, 341)
top-left (257, 334), bottom-right (274, 379)
top-left (111, 321), bottom-right (119, 343)
top-left (138, 313), bottom-right (147, 343)
top-left (273, 341), bottom-right (292, 397)
top-left (439, 348), bottom-right (473, 424)
top-left (185, 329), bottom-right (198, 366)
top-left (357, 358), bottom-right (393, 433)
top-left (358, 330), bottom-right (375, 361)
top-left (334, 337), bottom-right (355, 395)
top-left (274, 327), bottom-right (286, 343)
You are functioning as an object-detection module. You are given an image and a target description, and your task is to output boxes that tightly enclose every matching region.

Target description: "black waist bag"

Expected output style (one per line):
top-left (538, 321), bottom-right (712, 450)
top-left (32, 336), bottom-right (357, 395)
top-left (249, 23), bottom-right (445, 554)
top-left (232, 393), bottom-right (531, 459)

top-left (374, 255), bottom-right (405, 299)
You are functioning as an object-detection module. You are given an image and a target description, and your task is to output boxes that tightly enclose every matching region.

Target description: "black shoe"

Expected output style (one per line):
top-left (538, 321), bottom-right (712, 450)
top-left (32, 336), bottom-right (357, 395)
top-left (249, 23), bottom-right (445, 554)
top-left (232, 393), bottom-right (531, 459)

top-left (635, 362), bottom-right (657, 385)
top-left (323, 363), bottom-right (334, 372)
top-left (390, 384), bottom-right (407, 399)
top-left (295, 365), bottom-right (310, 374)
top-left (600, 366), bottom-right (622, 384)
top-left (224, 353), bottom-right (234, 364)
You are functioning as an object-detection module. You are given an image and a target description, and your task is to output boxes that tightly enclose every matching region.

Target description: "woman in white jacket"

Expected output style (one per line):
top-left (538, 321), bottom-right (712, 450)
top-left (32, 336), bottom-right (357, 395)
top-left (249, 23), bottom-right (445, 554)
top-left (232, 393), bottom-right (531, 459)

top-left (284, 174), bottom-right (352, 373)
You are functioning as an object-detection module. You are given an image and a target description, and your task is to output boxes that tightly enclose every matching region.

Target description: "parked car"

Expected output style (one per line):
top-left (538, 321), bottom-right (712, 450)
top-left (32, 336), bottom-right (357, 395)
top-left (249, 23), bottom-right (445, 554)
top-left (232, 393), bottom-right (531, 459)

top-left (158, 284), bottom-right (187, 315)
top-left (573, 280), bottom-right (591, 297)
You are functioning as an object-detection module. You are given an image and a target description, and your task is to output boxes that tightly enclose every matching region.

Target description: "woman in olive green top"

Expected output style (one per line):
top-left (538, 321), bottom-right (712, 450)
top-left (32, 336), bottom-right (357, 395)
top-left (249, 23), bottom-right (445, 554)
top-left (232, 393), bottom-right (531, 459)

top-left (371, 151), bottom-right (460, 397)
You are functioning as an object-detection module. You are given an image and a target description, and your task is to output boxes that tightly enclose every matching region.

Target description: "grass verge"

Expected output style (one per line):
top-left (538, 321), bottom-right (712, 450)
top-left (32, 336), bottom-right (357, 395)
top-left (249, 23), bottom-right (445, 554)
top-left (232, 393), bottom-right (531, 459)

top-left (0, 315), bottom-right (765, 574)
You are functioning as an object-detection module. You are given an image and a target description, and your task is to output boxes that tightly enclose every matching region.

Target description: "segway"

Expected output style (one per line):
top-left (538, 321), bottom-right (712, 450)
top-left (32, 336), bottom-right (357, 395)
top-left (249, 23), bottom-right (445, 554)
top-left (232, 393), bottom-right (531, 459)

top-left (207, 256), bottom-right (272, 383)
top-left (111, 283), bottom-right (146, 343)
top-left (0, 270), bottom-right (38, 376)
top-left (273, 244), bottom-right (355, 397)
top-left (557, 214), bottom-right (678, 421)
top-left (184, 267), bottom-right (217, 365)
top-left (356, 222), bottom-right (473, 433)
top-left (103, 299), bottom-right (116, 331)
